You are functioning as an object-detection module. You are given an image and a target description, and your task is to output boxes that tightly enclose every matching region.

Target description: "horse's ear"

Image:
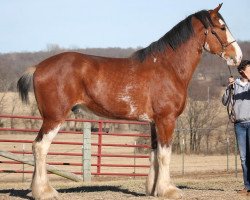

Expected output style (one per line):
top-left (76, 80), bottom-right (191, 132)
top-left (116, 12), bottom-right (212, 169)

top-left (210, 3), bottom-right (223, 16)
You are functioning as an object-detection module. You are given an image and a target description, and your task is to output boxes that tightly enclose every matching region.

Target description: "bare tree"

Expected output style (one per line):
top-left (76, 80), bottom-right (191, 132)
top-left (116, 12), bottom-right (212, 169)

top-left (178, 98), bottom-right (222, 154)
top-left (29, 100), bottom-right (40, 129)
top-left (10, 93), bottom-right (18, 131)
top-left (0, 92), bottom-right (7, 128)
top-left (22, 96), bottom-right (41, 130)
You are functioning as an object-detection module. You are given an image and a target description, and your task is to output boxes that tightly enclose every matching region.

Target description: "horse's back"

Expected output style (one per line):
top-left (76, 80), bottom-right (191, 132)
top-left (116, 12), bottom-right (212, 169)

top-left (32, 52), bottom-right (141, 119)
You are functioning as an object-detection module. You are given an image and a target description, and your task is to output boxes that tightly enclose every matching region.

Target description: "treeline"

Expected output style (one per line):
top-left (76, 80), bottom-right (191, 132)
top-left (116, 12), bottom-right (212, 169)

top-left (0, 41), bottom-right (250, 98)
top-left (0, 47), bottom-right (136, 91)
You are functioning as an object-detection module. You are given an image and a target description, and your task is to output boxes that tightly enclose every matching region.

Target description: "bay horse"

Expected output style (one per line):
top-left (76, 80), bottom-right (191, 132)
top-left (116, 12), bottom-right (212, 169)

top-left (17, 4), bottom-right (242, 200)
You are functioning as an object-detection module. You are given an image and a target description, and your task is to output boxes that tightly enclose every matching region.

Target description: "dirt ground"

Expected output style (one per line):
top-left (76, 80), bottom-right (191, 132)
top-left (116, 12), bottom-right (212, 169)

top-left (0, 132), bottom-right (245, 200)
top-left (0, 119), bottom-right (244, 200)
top-left (0, 172), bottom-right (248, 200)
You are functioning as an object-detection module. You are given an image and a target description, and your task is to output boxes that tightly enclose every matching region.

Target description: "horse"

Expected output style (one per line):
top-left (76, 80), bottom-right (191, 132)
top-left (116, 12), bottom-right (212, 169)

top-left (17, 4), bottom-right (242, 200)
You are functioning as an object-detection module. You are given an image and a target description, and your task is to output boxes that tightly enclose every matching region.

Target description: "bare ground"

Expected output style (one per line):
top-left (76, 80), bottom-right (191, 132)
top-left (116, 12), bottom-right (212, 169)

top-left (0, 172), bottom-right (249, 200)
top-left (0, 115), bottom-right (244, 200)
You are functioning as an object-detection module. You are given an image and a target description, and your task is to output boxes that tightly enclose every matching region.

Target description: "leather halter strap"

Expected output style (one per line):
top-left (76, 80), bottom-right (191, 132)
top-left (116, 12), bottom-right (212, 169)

top-left (211, 29), bottom-right (236, 50)
top-left (203, 27), bottom-right (236, 56)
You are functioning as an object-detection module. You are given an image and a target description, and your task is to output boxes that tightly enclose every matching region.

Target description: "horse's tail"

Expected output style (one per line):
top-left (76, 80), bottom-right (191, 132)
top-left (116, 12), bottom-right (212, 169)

top-left (17, 66), bottom-right (36, 104)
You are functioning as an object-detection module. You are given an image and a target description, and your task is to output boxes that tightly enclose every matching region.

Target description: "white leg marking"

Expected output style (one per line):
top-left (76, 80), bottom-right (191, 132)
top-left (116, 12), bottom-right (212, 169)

top-left (146, 149), bottom-right (158, 195)
top-left (32, 124), bottom-right (61, 199)
top-left (154, 144), bottom-right (172, 196)
top-left (153, 143), bottom-right (182, 199)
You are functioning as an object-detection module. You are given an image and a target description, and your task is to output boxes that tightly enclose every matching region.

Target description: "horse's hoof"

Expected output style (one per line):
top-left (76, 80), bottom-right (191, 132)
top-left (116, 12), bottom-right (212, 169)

top-left (155, 184), bottom-right (183, 199)
top-left (32, 185), bottom-right (58, 200)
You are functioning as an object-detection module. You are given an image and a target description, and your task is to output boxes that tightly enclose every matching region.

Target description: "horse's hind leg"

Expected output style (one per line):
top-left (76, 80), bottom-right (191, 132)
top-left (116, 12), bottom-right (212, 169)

top-left (146, 123), bottom-right (159, 195)
top-left (31, 118), bottom-right (62, 200)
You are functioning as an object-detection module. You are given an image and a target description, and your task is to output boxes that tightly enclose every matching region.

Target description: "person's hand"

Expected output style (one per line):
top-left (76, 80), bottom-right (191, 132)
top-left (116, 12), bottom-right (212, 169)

top-left (228, 77), bottom-right (235, 86)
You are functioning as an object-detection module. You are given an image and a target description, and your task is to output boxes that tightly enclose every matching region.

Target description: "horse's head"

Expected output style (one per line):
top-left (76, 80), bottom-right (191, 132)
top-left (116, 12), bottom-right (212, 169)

top-left (203, 4), bottom-right (242, 66)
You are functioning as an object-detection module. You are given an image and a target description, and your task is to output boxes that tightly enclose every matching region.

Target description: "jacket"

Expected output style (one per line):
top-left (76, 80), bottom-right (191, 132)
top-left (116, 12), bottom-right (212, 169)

top-left (222, 78), bottom-right (250, 123)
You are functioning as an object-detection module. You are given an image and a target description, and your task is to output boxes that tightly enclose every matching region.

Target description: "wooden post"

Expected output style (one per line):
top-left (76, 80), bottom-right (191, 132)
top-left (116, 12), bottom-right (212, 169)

top-left (83, 122), bottom-right (91, 182)
top-left (0, 150), bottom-right (82, 182)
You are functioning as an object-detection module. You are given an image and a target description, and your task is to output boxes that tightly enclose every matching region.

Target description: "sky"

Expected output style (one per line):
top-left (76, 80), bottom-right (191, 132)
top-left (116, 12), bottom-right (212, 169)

top-left (0, 0), bottom-right (249, 53)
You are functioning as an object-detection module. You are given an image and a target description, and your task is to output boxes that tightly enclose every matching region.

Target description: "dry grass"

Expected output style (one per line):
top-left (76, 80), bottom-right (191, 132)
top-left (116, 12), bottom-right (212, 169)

top-left (0, 172), bottom-right (247, 200)
top-left (0, 132), bottom-right (245, 200)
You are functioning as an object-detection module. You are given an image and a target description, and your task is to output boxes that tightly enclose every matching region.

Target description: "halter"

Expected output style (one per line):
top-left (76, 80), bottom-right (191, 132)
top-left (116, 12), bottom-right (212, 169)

top-left (203, 27), bottom-right (237, 123)
top-left (211, 29), bottom-right (236, 52)
top-left (203, 27), bottom-right (236, 56)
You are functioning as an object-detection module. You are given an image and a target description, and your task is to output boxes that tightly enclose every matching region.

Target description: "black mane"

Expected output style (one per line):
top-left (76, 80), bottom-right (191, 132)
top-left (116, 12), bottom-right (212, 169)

top-left (132, 10), bottom-right (219, 62)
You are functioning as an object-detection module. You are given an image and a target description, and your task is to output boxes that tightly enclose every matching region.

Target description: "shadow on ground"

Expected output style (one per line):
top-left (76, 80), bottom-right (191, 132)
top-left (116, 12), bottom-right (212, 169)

top-left (0, 188), bottom-right (32, 200)
top-left (0, 184), bottom-right (227, 199)
top-left (0, 185), bottom-right (145, 199)
top-left (58, 185), bottom-right (145, 196)
top-left (178, 185), bottom-right (224, 191)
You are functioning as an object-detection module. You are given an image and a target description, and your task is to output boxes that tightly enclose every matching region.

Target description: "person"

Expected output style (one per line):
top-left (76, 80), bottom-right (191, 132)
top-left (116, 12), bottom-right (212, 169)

top-left (222, 60), bottom-right (250, 195)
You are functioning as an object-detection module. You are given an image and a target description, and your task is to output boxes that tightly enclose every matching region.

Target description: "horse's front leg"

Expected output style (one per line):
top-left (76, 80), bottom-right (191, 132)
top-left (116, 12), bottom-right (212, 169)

top-left (153, 117), bottom-right (182, 199)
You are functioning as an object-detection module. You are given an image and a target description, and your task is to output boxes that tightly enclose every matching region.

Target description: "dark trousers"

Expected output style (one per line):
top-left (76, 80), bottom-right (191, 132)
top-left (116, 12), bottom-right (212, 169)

top-left (235, 122), bottom-right (250, 190)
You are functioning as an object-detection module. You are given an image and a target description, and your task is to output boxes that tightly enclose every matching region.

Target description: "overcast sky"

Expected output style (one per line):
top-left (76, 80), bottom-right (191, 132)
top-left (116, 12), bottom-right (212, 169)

top-left (0, 0), bottom-right (249, 53)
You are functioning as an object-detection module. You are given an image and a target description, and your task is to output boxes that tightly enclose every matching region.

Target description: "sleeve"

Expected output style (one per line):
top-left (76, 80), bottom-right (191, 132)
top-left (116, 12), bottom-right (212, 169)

top-left (222, 87), bottom-right (230, 106)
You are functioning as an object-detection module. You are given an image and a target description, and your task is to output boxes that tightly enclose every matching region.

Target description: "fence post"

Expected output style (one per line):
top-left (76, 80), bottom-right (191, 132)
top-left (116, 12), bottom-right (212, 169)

top-left (22, 144), bottom-right (25, 182)
top-left (134, 141), bottom-right (136, 178)
top-left (235, 136), bottom-right (238, 178)
top-left (226, 137), bottom-right (229, 172)
top-left (83, 122), bottom-right (91, 182)
top-left (97, 121), bottom-right (103, 174)
top-left (181, 138), bottom-right (185, 176)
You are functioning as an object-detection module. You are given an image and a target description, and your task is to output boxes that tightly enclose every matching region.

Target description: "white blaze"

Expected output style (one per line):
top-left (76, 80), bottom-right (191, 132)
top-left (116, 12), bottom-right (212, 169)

top-left (219, 19), bottom-right (242, 66)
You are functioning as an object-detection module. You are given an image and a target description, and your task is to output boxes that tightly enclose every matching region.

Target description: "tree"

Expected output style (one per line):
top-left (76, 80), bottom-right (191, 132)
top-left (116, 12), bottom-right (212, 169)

top-left (177, 98), bottom-right (222, 154)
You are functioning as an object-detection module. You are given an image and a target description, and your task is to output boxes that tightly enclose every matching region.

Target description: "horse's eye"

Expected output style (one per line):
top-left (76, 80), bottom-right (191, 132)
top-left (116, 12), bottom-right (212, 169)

top-left (221, 26), bottom-right (226, 31)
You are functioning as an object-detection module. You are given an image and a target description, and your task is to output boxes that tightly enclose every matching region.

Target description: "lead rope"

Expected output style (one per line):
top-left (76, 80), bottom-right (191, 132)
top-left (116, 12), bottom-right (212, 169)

top-left (225, 66), bottom-right (237, 172)
top-left (226, 65), bottom-right (236, 123)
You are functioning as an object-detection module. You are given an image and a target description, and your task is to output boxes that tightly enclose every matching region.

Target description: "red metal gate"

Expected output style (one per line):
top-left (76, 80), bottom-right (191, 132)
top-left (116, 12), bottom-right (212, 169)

top-left (0, 114), bottom-right (151, 178)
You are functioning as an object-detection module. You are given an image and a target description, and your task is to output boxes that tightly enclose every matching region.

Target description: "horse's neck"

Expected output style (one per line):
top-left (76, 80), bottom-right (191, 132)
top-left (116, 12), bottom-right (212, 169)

top-left (167, 35), bottom-right (204, 87)
top-left (169, 19), bottom-right (206, 87)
